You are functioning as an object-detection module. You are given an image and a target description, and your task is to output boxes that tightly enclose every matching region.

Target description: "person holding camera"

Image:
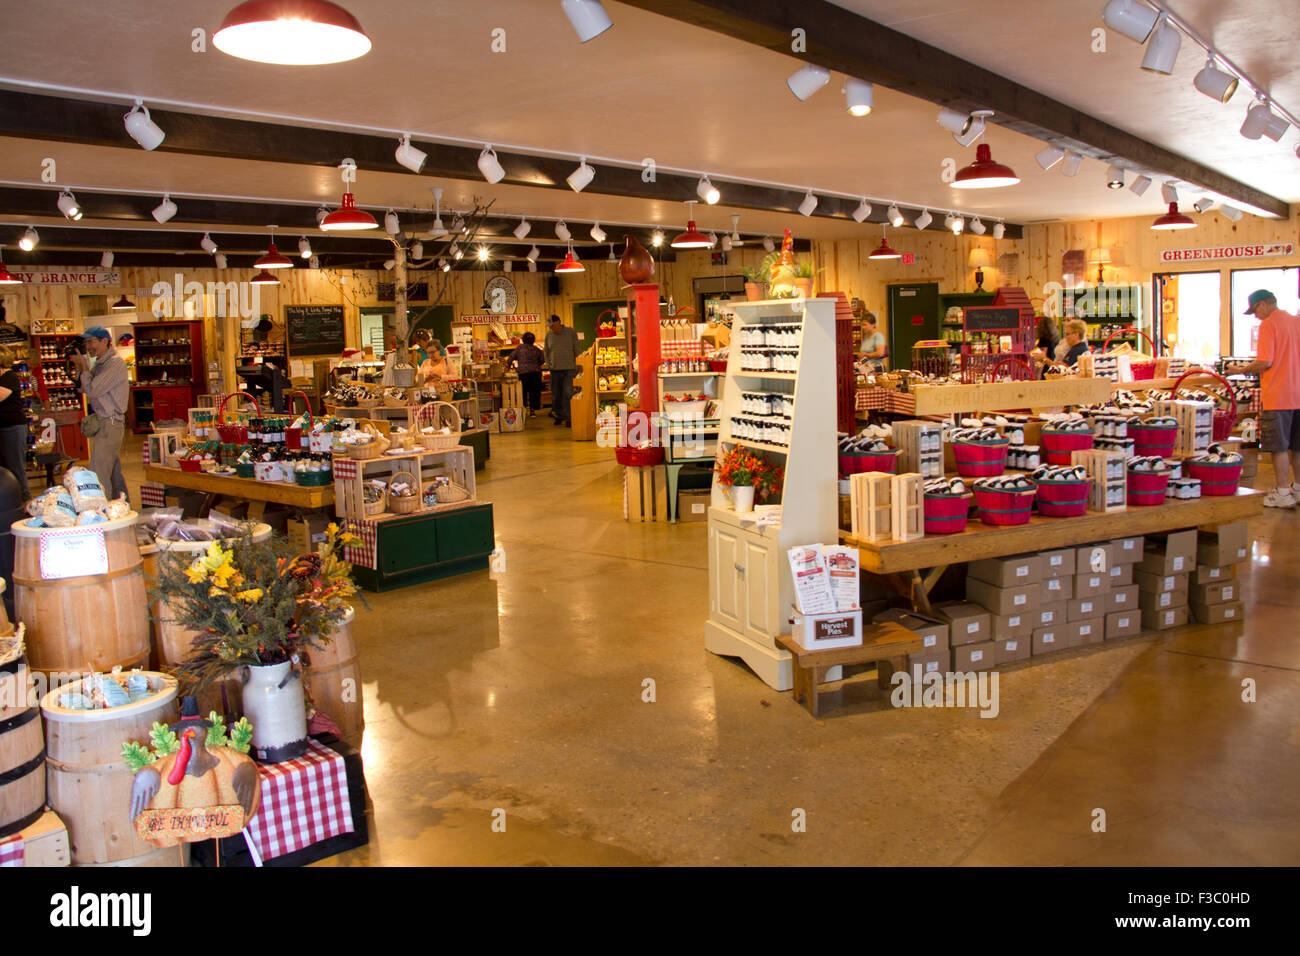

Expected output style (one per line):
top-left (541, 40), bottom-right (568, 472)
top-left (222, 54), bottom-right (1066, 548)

top-left (70, 326), bottom-right (128, 501)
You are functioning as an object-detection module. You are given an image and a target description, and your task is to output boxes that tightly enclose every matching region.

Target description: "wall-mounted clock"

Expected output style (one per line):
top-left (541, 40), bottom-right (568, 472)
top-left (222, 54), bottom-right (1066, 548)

top-left (483, 276), bottom-right (518, 314)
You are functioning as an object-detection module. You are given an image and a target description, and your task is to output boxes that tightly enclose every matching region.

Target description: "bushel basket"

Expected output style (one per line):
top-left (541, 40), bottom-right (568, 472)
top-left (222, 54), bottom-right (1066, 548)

top-left (1040, 428), bottom-right (1094, 466)
top-left (1127, 467), bottom-right (1172, 506)
top-left (1185, 459), bottom-right (1242, 496)
top-left (839, 447), bottom-right (899, 475)
top-left (951, 437), bottom-right (1009, 478)
top-left (1033, 477), bottom-right (1090, 517)
top-left (973, 486), bottom-right (1036, 526)
top-left (924, 493), bottom-right (971, 535)
top-left (1129, 420), bottom-right (1179, 458)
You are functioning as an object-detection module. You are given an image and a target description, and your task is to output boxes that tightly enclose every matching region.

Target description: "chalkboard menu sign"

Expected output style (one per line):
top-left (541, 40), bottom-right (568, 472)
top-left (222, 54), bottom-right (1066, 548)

top-left (963, 307), bottom-right (1021, 332)
top-left (285, 305), bottom-right (346, 356)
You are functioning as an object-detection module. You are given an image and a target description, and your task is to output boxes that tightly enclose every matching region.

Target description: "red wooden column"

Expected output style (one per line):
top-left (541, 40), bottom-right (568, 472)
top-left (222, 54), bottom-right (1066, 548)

top-left (626, 282), bottom-right (661, 414)
top-left (819, 291), bottom-right (856, 434)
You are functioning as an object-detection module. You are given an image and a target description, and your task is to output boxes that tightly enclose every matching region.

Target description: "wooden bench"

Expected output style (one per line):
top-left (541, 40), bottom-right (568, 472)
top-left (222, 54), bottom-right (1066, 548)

top-left (776, 621), bottom-right (925, 718)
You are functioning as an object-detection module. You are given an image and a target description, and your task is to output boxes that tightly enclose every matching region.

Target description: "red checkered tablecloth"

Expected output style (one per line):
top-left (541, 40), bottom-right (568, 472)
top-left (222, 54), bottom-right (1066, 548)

top-left (340, 517), bottom-right (377, 569)
top-left (855, 388), bottom-right (915, 415)
top-left (0, 832), bottom-right (23, 867)
top-left (244, 738), bottom-right (354, 862)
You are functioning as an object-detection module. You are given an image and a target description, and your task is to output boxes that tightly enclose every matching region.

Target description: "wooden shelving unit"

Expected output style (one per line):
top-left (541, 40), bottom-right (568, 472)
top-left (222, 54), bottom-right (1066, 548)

top-left (132, 319), bottom-right (205, 432)
top-left (31, 332), bottom-right (87, 459)
top-left (705, 297), bottom-right (837, 691)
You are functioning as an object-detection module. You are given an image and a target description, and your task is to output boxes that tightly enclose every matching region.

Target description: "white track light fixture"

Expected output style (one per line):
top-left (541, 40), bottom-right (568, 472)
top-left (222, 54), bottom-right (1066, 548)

top-left (477, 246), bottom-right (489, 262)
top-left (1106, 165), bottom-right (1126, 189)
top-left (762, 235), bottom-right (775, 252)
top-left (526, 245), bottom-right (539, 262)
top-left (1062, 152), bottom-right (1083, 176)
top-left (555, 220), bottom-right (571, 242)
top-left (561, 0), bottom-right (613, 42)
top-left (1220, 205), bottom-right (1243, 222)
top-left (1035, 145), bottom-right (1065, 171)
top-left (384, 209), bottom-right (400, 235)
top-left (214, 253), bottom-right (227, 269)
top-left (589, 221), bottom-right (607, 243)
top-left (1101, 0), bottom-right (1160, 44)
top-left (100, 251), bottom-right (114, 268)
top-left (1193, 198), bottom-right (1215, 214)
top-left (970, 217), bottom-right (986, 235)
top-left (992, 221), bottom-right (1005, 240)
top-left (152, 194), bottom-right (177, 223)
top-left (787, 63), bottom-right (831, 101)
top-left (696, 175), bottom-right (720, 205)
top-left (913, 209), bottom-right (932, 230)
top-left (1262, 111), bottom-right (1290, 143)
top-left (19, 227), bottom-right (38, 251)
top-left (1193, 56), bottom-right (1239, 103)
top-left (201, 233), bottom-right (218, 254)
top-left (316, 205), bottom-right (329, 226)
top-left (123, 100), bottom-right (165, 150)
top-left (851, 199), bottom-right (872, 223)
top-left (721, 234), bottom-right (732, 252)
top-left (951, 215), bottom-right (965, 235)
top-left (513, 217), bottom-right (531, 240)
top-left (411, 241), bottom-right (423, 259)
top-left (943, 212), bottom-right (955, 230)
top-left (730, 214), bottom-right (744, 244)
top-left (1141, 14), bottom-right (1181, 75)
top-left (384, 258), bottom-right (396, 271)
top-left (309, 254), bottom-right (320, 269)
top-left (938, 108), bottom-right (986, 147)
top-left (1161, 182), bottom-right (1179, 204)
top-left (1240, 99), bottom-right (1271, 139)
top-left (706, 231), bottom-right (718, 249)
top-left (395, 134), bottom-right (428, 173)
top-left (608, 244), bottom-right (617, 262)
top-left (527, 259), bottom-right (538, 273)
top-left (441, 259), bottom-right (451, 272)
top-left (844, 78), bottom-right (873, 116)
top-left (567, 157), bottom-right (595, 192)
top-left (477, 145), bottom-right (505, 183)
top-left (57, 189), bottom-right (82, 220)
top-left (298, 236), bottom-right (312, 258)
top-left (887, 204), bottom-right (904, 228)
top-left (504, 259), bottom-right (513, 272)
top-left (1130, 174), bottom-right (1153, 196)
top-left (453, 245), bottom-right (464, 261)
top-left (798, 190), bottom-right (818, 217)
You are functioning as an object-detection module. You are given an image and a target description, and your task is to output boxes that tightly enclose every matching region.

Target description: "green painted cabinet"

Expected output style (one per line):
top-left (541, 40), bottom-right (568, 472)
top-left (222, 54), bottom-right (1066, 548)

top-left (353, 503), bottom-right (495, 592)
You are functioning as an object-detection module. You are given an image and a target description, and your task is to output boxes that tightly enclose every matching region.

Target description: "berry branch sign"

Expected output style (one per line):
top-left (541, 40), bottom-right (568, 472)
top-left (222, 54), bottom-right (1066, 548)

top-left (39, 527), bottom-right (109, 580)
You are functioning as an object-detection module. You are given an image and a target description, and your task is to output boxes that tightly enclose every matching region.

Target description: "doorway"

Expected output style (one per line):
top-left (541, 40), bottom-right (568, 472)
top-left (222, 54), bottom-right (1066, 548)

top-left (1153, 271), bottom-right (1221, 363)
top-left (1229, 266), bottom-right (1299, 355)
top-left (887, 282), bottom-right (939, 367)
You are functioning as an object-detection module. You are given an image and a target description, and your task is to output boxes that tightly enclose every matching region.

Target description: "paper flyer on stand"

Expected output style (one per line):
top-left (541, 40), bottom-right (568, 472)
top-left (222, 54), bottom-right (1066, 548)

top-left (824, 546), bottom-right (861, 611)
top-left (787, 544), bottom-right (836, 615)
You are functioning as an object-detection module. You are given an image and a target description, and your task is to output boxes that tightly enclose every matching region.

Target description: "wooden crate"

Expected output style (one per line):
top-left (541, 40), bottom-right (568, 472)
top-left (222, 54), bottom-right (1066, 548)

top-left (1073, 449), bottom-right (1128, 512)
top-left (624, 465), bottom-right (666, 521)
top-left (889, 473), bottom-right (925, 542)
top-left (17, 809), bottom-right (70, 867)
top-left (850, 472), bottom-right (894, 542)
top-left (893, 420), bottom-right (945, 478)
top-left (1155, 399), bottom-right (1214, 456)
top-left (333, 447), bottom-right (476, 519)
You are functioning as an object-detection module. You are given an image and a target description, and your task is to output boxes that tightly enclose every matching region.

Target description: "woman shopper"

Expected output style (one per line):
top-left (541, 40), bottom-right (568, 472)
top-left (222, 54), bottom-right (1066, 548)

top-left (858, 313), bottom-right (887, 372)
top-left (0, 355), bottom-right (29, 499)
top-left (507, 332), bottom-right (545, 416)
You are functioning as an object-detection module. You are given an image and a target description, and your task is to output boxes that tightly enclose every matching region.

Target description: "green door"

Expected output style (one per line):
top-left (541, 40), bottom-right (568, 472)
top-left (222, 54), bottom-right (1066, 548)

top-left (435, 505), bottom-right (495, 563)
top-left (887, 282), bottom-right (940, 367)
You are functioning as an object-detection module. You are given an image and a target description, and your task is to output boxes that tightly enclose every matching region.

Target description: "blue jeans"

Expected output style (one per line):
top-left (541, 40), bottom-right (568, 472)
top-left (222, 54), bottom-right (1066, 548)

top-left (0, 422), bottom-right (28, 498)
top-left (550, 369), bottom-right (575, 422)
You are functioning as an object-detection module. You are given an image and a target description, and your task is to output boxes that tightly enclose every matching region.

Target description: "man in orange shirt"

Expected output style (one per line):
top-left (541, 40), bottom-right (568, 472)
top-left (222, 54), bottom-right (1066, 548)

top-left (1229, 290), bottom-right (1300, 508)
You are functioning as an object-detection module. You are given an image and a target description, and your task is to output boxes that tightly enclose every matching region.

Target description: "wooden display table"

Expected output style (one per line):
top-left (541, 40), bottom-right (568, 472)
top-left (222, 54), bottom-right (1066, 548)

top-left (840, 488), bottom-right (1263, 615)
top-left (777, 622), bottom-right (924, 718)
top-left (144, 464), bottom-right (335, 511)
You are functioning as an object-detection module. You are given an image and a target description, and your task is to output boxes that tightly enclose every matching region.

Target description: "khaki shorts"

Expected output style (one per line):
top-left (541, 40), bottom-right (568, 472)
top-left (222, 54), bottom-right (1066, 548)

top-left (1260, 409), bottom-right (1300, 453)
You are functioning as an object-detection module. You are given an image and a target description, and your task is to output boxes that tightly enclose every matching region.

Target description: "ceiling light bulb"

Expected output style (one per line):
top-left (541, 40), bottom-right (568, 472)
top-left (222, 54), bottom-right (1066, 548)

top-left (1035, 146), bottom-right (1065, 171)
top-left (762, 235), bottom-right (774, 252)
top-left (555, 220), bottom-right (571, 242)
top-left (798, 190), bottom-right (818, 217)
top-left (214, 253), bottom-right (228, 269)
top-left (567, 157), bottom-right (595, 192)
top-left (513, 217), bottom-right (531, 240)
top-left (152, 194), bottom-right (177, 223)
top-left (441, 259), bottom-right (451, 272)
top-left (298, 236), bottom-right (311, 258)
top-left (1193, 56), bottom-right (1239, 103)
top-left (1062, 152), bottom-right (1083, 176)
top-left (914, 209), bottom-right (932, 230)
top-left (943, 212), bottom-right (956, 229)
top-left (1193, 198), bottom-right (1215, 214)
top-left (477, 246), bottom-right (489, 262)
top-left (1141, 14), bottom-right (1181, 75)
top-left (19, 227), bottom-right (38, 251)
top-left (411, 241), bottom-right (423, 259)
top-left (453, 246), bottom-right (464, 260)
top-left (992, 221), bottom-right (1005, 240)
top-left (1102, 0), bottom-right (1160, 43)
top-left (590, 222), bottom-right (607, 243)
top-left (316, 205), bottom-right (329, 225)
top-left (1106, 165), bottom-right (1125, 189)
top-left (561, 0), bottom-right (613, 42)
top-left (951, 215), bottom-right (965, 235)
top-left (213, 0), bottom-right (372, 65)
top-left (851, 199), bottom-right (872, 223)
top-left (309, 254), bottom-right (320, 269)
top-left (123, 99), bottom-right (165, 150)
top-left (887, 204), bottom-right (904, 228)
top-left (395, 134), bottom-right (428, 173)
top-left (844, 78), bottom-right (873, 116)
top-left (697, 175), bottom-right (720, 205)
top-left (477, 145), bottom-right (505, 184)
top-left (57, 189), bottom-right (82, 220)
top-left (201, 233), bottom-right (219, 254)
top-left (384, 209), bottom-right (400, 235)
top-left (384, 258), bottom-right (396, 270)
top-left (100, 251), bottom-right (114, 268)
top-left (526, 245), bottom-right (539, 262)
top-left (652, 230), bottom-right (664, 248)
top-left (1161, 182), bottom-right (1179, 204)
top-left (1130, 174), bottom-right (1152, 196)
top-left (970, 217), bottom-right (986, 235)
top-left (787, 63), bottom-right (831, 101)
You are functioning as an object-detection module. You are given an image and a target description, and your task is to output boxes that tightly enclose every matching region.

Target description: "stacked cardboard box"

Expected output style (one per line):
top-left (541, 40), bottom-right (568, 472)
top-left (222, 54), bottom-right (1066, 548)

top-left (933, 601), bottom-right (994, 673)
top-left (963, 554), bottom-right (1039, 664)
top-left (1105, 535), bottom-right (1144, 638)
top-left (1190, 522), bottom-right (1250, 623)
top-left (873, 607), bottom-right (949, 676)
top-left (1135, 529), bottom-right (1196, 630)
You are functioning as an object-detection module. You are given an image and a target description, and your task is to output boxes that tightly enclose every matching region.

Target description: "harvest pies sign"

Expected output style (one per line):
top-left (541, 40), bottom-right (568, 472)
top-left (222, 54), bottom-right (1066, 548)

top-left (1158, 243), bottom-right (1294, 264)
top-left (7, 268), bottom-right (121, 285)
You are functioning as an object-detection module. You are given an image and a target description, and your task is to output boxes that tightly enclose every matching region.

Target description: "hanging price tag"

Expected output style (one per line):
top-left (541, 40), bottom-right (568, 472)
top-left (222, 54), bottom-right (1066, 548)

top-left (39, 527), bottom-right (109, 580)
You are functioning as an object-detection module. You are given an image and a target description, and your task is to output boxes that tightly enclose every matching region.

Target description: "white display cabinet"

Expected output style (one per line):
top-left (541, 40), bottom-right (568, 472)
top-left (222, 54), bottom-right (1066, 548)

top-left (705, 297), bottom-right (838, 690)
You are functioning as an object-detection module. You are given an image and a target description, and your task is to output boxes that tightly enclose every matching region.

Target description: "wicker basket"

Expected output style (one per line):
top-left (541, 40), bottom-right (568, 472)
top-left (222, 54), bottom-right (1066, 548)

top-left (414, 401), bottom-right (461, 450)
top-left (430, 479), bottom-right (471, 504)
top-left (346, 422), bottom-right (389, 460)
top-left (383, 390), bottom-right (409, 409)
top-left (387, 469), bottom-right (422, 514)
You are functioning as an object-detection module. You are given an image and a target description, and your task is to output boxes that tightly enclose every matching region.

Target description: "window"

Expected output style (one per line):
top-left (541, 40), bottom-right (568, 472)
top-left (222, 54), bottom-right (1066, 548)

top-left (1230, 267), bottom-right (1299, 356)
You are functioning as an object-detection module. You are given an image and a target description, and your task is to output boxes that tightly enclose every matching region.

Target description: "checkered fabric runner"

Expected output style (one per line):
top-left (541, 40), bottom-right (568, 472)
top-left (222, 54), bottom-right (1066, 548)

top-left (333, 458), bottom-right (359, 482)
top-left (340, 517), bottom-right (377, 568)
top-left (0, 832), bottom-right (23, 867)
top-left (142, 442), bottom-right (151, 467)
top-left (141, 482), bottom-right (167, 508)
top-left (855, 389), bottom-right (915, 415)
top-left (244, 738), bottom-right (354, 862)
top-left (661, 340), bottom-right (703, 359)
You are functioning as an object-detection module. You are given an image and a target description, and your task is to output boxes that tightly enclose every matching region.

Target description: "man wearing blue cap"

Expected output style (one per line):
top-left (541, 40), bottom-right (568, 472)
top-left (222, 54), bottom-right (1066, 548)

top-left (1229, 290), bottom-right (1300, 508)
top-left (70, 325), bottom-right (129, 501)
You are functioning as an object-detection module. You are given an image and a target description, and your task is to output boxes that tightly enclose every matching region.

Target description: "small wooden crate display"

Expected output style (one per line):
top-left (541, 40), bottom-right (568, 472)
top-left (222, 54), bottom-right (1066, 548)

top-left (850, 472), bottom-right (894, 541)
top-left (1154, 398), bottom-right (1214, 456)
top-left (624, 465), bottom-right (666, 522)
top-left (893, 420), bottom-right (944, 478)
top-left (1073, 448), bottom-right (1127, 512)
top-left (333, 446), bottom-right (476, 520)
top-left (889, 473), bottom-right (925, 542)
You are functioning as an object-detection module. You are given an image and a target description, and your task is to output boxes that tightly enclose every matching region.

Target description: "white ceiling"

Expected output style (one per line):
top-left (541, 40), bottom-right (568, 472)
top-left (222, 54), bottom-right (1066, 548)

top-left (0, 0), bottom-right (1293, 247)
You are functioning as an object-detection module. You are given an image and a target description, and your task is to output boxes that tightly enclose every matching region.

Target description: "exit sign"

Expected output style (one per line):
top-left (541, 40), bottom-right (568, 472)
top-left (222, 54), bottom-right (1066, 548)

top-left (900, 253), bottom-right (915, 264)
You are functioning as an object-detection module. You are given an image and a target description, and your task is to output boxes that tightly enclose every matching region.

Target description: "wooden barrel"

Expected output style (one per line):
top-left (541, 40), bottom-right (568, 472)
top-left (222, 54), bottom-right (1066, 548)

top-left (13, 513), bottom-right (150, 678)
top-left (0, 626), bottom-right (45, 839)
top-left (306, 607), bottom-right (363, 749)
top-left (41, 672), bottom-right (179, 866)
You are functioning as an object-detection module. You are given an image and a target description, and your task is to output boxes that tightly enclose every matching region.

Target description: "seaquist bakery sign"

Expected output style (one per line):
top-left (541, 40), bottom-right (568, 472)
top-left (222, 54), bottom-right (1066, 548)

top-left (7, 268), bottom-right (122, 285)
top-left (1157, 242), bottom-right (1294, 264)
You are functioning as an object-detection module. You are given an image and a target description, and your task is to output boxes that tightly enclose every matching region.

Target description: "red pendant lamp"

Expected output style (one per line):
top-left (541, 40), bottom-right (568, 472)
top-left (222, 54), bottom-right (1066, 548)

top-left (255, 230), bottom-right (294, 269)
top-left (1150, 202), bottom-right (1196, 230)
top-left (214, 0), bottom-right (371, 65)
top-left (321, 159), bottom-right (379, 231)
top-left (554, 245), bottom-right (584, 274)
top-left (0, 253), bottom-right (21, 284)
top-left (111, 294), bottom-right (136, 310)
top-left (951, 143), bottom-right (1020, 189)
top-left (867, 226), bottom-right (901, 259)
top-left (251, 269), bottom-right (281, 285)
top-left (671, 200), bottom-right (712, 249)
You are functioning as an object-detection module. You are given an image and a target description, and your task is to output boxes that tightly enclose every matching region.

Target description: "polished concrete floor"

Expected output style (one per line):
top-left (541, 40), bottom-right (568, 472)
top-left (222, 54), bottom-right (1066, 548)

top-left (121, 425), bottom-right (1300, 866)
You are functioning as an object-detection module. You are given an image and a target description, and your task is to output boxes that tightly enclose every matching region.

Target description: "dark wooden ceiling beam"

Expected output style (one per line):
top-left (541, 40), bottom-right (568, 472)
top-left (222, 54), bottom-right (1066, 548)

top-left (0, 92), bottom-right (1022, 235)
top-left (618, 0), bottom-right (1290, 219)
